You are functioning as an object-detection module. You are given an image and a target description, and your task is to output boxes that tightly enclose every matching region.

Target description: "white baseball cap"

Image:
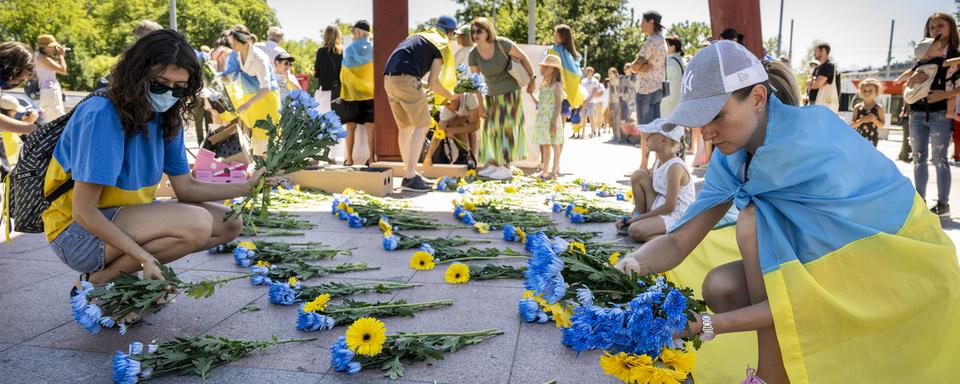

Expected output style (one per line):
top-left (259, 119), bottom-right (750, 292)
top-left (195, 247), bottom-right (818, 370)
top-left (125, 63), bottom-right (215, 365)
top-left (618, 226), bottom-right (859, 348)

top-left (662, 40), bottom-right (768, 129)
top-left (638, 118), bottom-right (684, 142)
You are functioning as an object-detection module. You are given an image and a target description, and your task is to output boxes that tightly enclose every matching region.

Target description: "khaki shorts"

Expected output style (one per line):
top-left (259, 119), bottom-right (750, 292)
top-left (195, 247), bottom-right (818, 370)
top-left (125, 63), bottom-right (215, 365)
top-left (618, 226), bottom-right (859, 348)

top-left (383, 75), bottom-right (433, 130)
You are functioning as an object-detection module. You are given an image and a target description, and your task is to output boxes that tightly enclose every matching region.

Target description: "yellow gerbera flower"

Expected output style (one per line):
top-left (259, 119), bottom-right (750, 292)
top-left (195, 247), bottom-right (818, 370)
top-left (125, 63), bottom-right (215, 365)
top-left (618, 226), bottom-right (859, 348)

top-left (552, 184), bottom-right (566, 192)
top-left (293, 184), bottom-right (301, 191)
top-left (345, 317), bottom-right (387, 356)
top-left (541, 302), bottom-right (573, 328)
top-left (255, 260), bottom-right (271, 267)
top-left (287, 277), bottom-right (299, 287)
top-left (465, 169), bottom-right (478, 178)
top-left (659, 348), bottom-right (697, 374)
top-left (378, 218), bottom-right (392, 233)
top-left (383, 230), bottom-right (393, 239)
top-left (572, 206), bottom-right (589, 214)
top-left (609, 252), bottom-right (621, 266)
top-left (458, 178), bottom-right (467, 187)
top-left (642, 364), bottom-right (688, 384)
top-left (626, 191), bottom-right (634, 199)
top-left (599, 352), bottom-right (652, 383)
top-left (444, 263), bottom-right (470, 284)
top-left (516, 227), bottom-right (526, 244)
top-left (303, 294), bottom-right (331, 313)
top-left (409, 251), bottom-right (436, 270)
top-left (474, 222), bottom-right (490, 233)
top-left (504, 185), bottom-right (519, 193)
top-left (463, 201), bottom-right (476, 211)
top-left (342, 188), bottom-right (357, 195)
top-left (434, 128), bottom-right (446, 140)
top-left (569, 242), bottom-right (586, 253)
top-left (337, 202), bottom-right (349, 211)
top-left (237, 241), bottom-right (257, 250)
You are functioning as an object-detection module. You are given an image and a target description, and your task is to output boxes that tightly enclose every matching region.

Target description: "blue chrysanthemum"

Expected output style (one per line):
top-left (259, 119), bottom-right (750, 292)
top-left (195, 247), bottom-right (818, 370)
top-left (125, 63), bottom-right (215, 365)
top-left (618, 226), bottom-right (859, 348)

top-left (268, 281), bottom-right (298, 305)
top-left (419, 243), bottom-right (435, 255)
top-left (502, 224), bottom-right (518, 242)
top-left (383, 235), bottom-right (399, 251)
top-left (111, 350), bottom-right (141, 384)
top-left (75, 303), bottom-right (104, 334)
top-left (337, 210), bottom-right (349, 220)
top-left (616, 192), bottom-right (626, 201)
top-left (551, 202), bottom-right (563, 212)
top-left (565, 203), bottom-right (575, 217)
top-left (453, 205), bottom-right (465, 219)
top-left (570, 212), bottom-right (585, 223)
top-left (551, 237), bottom-right (569, 254)
top-left (297, 306), bottom-right (336, 332)
top-left (576, 287), bottom-right (595, 307)
top-left (518, 298), bottom-right (549, 323)
top-left (596, 190), bottom-right (609, 197)
top-left (461, 211), bottom-right (476, 225)
top-left (331, 336), bottom-right (361, 374)
top-left (347, 214), bottom-right (366, 228)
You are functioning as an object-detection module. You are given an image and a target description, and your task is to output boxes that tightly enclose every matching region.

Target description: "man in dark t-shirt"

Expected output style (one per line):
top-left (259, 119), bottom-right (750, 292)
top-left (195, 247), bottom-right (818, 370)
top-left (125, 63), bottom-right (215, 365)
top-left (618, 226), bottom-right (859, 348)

top-left (383, 15), bottom-right (459, 192)
top-left (807, 42), bottom-right (836, 107)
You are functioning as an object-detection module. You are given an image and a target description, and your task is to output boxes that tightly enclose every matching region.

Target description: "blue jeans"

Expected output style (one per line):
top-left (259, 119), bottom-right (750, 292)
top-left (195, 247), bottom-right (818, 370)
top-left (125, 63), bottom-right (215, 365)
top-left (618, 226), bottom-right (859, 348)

top-left (50, 207), bottom-right (123, 273)
top-left (635, 89), bottom-right (663, 125)
top-left (909, 111), bottom-right (952, 205)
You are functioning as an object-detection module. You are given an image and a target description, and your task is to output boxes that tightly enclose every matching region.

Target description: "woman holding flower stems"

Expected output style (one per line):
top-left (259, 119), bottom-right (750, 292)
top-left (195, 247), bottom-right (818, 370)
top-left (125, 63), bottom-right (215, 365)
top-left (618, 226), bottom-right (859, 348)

top-left (469, 17), bottom-right (536, 181)
top-left (43, 30), bottom-right (269, 289)
top-left (616, 41), bottom-right (959, 383)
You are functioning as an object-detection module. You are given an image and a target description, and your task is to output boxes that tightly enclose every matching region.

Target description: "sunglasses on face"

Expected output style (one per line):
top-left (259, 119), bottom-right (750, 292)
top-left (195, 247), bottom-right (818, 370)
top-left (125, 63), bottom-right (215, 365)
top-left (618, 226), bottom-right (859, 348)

top-left (149, 81), bottom-right (189, 97)
top-left (471, 28), bottom-right (484, 35)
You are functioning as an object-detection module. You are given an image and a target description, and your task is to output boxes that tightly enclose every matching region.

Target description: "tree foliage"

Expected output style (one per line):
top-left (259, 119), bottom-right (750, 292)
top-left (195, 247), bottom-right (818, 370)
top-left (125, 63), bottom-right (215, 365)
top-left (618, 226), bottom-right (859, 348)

top-left (665, 20), bottom-right (711, 57)
top-left (0, 0), bottom-right (278, 91)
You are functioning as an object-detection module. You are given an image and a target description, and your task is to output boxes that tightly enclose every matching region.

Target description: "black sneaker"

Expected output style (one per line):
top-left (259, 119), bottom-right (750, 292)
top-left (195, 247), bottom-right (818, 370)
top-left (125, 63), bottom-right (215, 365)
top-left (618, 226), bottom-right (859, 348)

top-left (931, 203), bottom-right (951, 217)
top-left (401, 176), bottom-right (432, 192)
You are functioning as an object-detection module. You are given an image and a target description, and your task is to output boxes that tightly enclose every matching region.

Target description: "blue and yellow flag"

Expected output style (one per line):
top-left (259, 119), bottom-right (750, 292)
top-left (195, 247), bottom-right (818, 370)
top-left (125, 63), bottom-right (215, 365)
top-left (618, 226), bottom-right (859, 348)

top-left (414, 28), bottom-right (456, 105)
top-left (671, 95), bottom-right (960, 383)
top-left (547, 44), bottom-right (586, 108)
top-left (221, 50), bottom-right (281, 140)
top-left (340, 37), bottom-right (374, 101)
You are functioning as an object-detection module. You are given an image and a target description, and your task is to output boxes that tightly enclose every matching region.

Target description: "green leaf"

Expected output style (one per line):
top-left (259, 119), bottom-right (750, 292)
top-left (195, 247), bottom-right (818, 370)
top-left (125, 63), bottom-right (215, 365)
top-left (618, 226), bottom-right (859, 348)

top-left (241, 304), bottom-right (261, 312)
top-left (383, 357), bottom-right (405, 380)
top-left (192, 357), bottom-right (214, 379)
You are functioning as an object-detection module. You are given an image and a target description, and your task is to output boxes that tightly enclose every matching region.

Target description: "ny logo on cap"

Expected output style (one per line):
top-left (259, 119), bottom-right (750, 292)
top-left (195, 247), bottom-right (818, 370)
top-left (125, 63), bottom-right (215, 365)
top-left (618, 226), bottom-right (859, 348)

top-left (682, 70), bottom-right (694, 94)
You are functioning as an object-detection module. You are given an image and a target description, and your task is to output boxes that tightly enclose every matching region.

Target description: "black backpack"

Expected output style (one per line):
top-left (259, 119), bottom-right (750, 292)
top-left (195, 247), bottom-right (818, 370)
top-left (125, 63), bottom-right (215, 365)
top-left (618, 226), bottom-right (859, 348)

top-left (3, 88), bottom-right (109, 235)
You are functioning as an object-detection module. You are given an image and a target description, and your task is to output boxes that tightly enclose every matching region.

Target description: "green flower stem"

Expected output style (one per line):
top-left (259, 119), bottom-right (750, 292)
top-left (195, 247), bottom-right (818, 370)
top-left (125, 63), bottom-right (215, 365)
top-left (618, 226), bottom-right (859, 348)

top-left (325, 299), bottom-right (454, 314)
top-left (436, 255), bottom-right (527, 264)
top-left (385, 328), bottom-right (503, 339)
top-left (272, 337), bottom-right (319, 344)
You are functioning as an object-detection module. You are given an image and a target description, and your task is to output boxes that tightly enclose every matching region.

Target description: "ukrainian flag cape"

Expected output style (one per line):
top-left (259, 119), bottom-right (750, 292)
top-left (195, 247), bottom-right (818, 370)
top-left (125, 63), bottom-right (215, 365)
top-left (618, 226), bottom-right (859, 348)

top-left (546, 44), bottom-right (586, 108)
top-left (671, 95), bottom-right (960, 383)
top-left (340, 37), bottom-right (374, 101)
top-left (221, 49), bottom-right (281, 139)
top-left (413, 28), bottom-right (456, 105)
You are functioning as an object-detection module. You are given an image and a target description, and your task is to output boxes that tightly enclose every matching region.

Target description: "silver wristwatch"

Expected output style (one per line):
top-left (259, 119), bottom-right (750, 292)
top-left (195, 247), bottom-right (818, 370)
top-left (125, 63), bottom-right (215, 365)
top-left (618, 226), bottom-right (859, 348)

top-left (698, 312), bottom-right (716, 342)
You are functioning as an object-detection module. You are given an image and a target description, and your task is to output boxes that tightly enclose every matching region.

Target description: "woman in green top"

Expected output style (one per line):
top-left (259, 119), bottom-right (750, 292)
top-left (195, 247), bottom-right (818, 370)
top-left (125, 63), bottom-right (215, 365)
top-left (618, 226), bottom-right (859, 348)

top-left (468, 17), bottom-right (537, 180)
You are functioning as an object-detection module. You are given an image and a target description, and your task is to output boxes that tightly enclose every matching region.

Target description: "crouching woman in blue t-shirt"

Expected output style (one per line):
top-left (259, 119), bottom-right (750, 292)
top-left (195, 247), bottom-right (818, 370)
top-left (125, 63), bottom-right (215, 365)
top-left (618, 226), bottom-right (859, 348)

top-left (43, 30), bottom-right (266, 288)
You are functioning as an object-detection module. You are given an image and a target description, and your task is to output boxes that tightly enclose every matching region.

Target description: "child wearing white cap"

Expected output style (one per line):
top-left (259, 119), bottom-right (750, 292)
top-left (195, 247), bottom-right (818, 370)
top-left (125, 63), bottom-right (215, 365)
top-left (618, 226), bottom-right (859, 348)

top-left (616, 117), bottom-right (695, 241)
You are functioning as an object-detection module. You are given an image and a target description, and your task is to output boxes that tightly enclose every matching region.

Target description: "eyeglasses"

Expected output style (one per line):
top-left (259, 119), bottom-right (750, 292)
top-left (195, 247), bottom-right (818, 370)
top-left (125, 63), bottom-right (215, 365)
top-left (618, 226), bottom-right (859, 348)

top-left (148, 82), bottom-right (189, 98)
top-left (471, 28), bottom-right (484, 35)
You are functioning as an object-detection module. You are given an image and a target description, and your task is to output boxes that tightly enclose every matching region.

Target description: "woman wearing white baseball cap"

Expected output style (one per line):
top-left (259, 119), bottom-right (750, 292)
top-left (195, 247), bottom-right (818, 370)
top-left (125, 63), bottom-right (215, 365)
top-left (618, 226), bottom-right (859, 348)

top-left (616, 40), bottom-right (959, 383)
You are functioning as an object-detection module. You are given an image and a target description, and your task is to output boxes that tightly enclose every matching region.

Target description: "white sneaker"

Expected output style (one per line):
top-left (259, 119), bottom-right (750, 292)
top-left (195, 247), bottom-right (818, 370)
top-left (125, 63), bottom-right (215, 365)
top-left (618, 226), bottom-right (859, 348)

top-left (488, 166), bottom-right (513, 180)
top-left (477, 166), bottom-right (497, 177)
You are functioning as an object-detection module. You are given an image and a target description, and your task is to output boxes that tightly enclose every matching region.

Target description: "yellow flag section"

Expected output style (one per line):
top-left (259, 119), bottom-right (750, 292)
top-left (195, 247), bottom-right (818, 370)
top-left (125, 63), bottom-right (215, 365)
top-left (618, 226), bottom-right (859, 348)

top-left (220, 50), bottom-right (281, 145)
top-left (662, 226), bottom-right (758, 383)
top-left (413, 28), bottom-right (456, 105)
top-left (1, 132), bottom-right (19, 164)
top-left (547, 44), bottom-right (586, 108)
top-left (340, 37), bottom-right (374, 101)
top-left (764, 195), bottom-right (960, 383)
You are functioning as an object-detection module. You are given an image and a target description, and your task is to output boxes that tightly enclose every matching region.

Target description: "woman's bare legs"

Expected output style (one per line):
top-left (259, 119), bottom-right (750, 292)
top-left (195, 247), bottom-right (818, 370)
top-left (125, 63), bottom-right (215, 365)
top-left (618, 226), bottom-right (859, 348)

top-left (363, 123), bottom-right (376, 164)
top-left (640, 133), bottom-right (651, 170)
top-left (344, 122), bottom-right (357, 166)
top-left (90, 201), bottom-right (242, 284)
top-left (550, 144), bottom-right (562, 179)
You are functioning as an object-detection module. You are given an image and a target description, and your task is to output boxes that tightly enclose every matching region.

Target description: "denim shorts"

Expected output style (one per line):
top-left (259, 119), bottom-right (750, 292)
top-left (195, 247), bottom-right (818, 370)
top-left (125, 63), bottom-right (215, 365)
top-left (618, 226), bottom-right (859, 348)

top-left (50, 207), bottom-right (123, 273)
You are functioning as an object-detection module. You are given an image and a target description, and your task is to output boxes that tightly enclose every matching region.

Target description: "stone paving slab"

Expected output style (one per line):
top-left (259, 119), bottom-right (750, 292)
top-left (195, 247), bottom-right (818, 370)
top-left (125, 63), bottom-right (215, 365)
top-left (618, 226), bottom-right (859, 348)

top-left (0, 272), bottom-right (77, 344)
top-left (510, 323), bottom-right (618, 384)
top-left (0, 233), bottom-right (60, 262)
top-left (0, 345), bottom-right (114, 383)
top-left (0, 258), bottom-right (72, 293)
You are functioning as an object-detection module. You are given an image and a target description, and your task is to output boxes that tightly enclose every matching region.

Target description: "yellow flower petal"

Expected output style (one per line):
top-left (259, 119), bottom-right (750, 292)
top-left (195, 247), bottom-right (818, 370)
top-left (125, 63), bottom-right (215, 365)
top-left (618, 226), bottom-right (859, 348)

top-left (237, 241), bottom-right (257, 250)
top-left (303, 294), bottom-right (331, 313)
top-left (293, 185), bottom-right (301, 191)
top-left (609, 252), bottom-right (621, 266)
top-left (504, 185), bottom-right (518, 193)
top-left (541, 302), bottom-right (573, 328)
top-left (444, 263), bottom-right (470, 284)
top-left (255, 260), bottom-right (271, 267)
top-left (572, 206), bottom-right (589, 214)
top-left (465, 169), bottom-right (478, 178)
top-left (342, 188), bottom-right (356, 195)
top-left (600, 352), bottom-right (652, 383)
top-left (626, 191), bottom-right (634, 199)
top-left (409, 251), bottom-right (436, 271)
top-left (383, 230), bottom-right (393, 239)
top-left (644, 364), bottom-right (688, 384)
top-left (434, 128), bottom-right (446, 140)
top-left (378, 218), bottom-right (392, 233)
top-left (569, 242), bottom-right (586, 254)
top-left (463, 202), bottom-right (476, 211)
top-left (659, 348), bottom-right (697, 374)
top-left (287, 277), bottom-right (299, 287)
top-left (345, 317), bottom-right (387, 356)
top-left (474, 222), bottom-right (490, 233)
top-left (516, 227), bottom-right (526, 244)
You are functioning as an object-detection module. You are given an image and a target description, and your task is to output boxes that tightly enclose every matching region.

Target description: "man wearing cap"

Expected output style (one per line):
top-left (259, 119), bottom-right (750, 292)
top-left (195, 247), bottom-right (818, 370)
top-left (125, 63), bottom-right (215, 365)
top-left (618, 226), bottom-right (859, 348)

top-left (35, 34), bottom-right (68, 120)
top-left (337, 20), bottom-right (375, 167)
top-left (383, 15), bottom-right (459, 191)
top-left (273, 51), bottom-right (300, 99)
top-left (616, 40), bottom-right (959, 383)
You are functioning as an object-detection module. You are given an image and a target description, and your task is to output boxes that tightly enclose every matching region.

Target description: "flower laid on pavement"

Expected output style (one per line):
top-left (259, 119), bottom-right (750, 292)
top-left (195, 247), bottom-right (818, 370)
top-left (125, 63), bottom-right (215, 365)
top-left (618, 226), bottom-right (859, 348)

top-left (409, 251), bottom-right (436, 271)
top-left (331, 317), bottom-right (503, 379)
top-left (444, 263), bottom-right (470, 284)
top-left (297, 298), bottom-right (453, 332)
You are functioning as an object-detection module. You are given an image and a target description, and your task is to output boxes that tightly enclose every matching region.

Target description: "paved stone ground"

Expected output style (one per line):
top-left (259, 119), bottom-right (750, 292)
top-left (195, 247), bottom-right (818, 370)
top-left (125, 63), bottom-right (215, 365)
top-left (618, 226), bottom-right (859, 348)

top-left (1, 127), bottom-right (958, 383)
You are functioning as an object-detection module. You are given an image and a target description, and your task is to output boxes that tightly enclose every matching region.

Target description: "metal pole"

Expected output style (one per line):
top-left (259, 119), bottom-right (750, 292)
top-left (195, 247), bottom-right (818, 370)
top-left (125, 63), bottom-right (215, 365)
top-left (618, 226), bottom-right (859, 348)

top-left (169, 0), bottom-right (177, 31)
top-left (528, 0), bottom-right (535, 44)
top-left (788, 19), bottom-right (794, 64)
top-left (886, 19), bottom-right (895, 78)
top-left (777, 0), bottom-right (784, 56)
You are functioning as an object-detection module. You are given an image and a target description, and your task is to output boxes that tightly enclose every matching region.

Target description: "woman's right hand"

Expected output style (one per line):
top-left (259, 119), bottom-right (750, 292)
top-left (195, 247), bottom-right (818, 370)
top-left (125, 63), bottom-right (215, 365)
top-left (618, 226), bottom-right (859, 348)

top-left (614, 255), bottom-right (642, 275)
top-left (141, 258), bottom-right (165, 281)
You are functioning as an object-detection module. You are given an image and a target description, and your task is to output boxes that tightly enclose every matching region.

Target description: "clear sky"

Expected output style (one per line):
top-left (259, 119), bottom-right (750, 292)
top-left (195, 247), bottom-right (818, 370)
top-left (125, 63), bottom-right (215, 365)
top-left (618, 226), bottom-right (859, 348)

top-left (269, 0), bottom-right (956, 71)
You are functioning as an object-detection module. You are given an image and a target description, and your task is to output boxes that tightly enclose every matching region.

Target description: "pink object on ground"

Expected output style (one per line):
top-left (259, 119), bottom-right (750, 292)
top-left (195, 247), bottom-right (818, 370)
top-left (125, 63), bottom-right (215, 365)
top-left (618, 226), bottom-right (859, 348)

top-left (193, 148), bottom-right (249, 183)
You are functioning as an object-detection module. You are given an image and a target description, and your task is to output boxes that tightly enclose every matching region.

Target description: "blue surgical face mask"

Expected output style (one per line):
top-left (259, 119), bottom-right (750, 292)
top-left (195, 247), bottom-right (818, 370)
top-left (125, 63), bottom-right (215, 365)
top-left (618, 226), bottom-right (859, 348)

top-left (145, 83), bottom-right (180, 113)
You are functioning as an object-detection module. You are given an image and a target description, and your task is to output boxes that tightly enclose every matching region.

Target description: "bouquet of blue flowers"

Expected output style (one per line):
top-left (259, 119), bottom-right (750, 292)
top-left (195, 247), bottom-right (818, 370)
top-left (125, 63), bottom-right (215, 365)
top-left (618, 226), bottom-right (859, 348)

top-left (453, 64), bottom-right (488, 95)
top-left (111, 336), bottom-right (315, 383)
top-left (228, 90), bottom-right (346, 222)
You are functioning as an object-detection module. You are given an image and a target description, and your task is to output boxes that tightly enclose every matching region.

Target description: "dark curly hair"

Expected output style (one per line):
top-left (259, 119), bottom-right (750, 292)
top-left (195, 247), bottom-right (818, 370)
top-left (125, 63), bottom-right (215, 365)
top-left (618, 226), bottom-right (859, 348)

top-left (0, 42), bottom-right (35, 86)
top-left (107, 29), bottom-right (202, 139)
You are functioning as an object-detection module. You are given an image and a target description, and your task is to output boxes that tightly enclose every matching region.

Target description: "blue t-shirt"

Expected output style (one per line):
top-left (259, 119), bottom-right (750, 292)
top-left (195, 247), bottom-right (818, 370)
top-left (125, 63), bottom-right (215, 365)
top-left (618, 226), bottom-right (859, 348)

top-left (42, 96), bottom-right (190, 240)
top-left (384, 35), bottom-right (441, 78)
